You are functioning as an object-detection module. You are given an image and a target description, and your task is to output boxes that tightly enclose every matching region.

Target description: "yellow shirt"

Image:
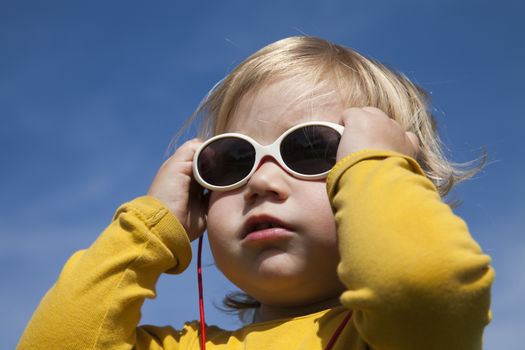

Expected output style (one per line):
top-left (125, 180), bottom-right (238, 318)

top-left (18, 150), bottom-right (494, 350)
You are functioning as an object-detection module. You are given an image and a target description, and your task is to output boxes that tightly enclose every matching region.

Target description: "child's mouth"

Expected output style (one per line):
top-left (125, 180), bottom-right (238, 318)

top-left (252, 222), bottom-right (277, 230)
top-left (243, 226), bottom-right (293, 244)
top-left (242, 215), bottom-right (293, 242)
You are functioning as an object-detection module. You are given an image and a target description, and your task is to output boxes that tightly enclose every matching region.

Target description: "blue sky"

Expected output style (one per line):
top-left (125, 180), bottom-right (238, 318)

top-left (1, 1), bottom-right (524, 349)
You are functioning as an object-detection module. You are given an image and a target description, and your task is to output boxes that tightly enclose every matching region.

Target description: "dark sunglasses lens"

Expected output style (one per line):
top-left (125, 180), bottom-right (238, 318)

top-left (281, 125), bottom-right (341, 175)
top-left (197, 137), bottom-right (256, 187)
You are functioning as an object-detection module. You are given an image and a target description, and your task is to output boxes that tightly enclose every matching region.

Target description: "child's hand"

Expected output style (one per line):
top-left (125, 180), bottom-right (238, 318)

top-left (148, 139), bottom-right (207, 241)
top-left (337, 107), bottom-right (420, 160)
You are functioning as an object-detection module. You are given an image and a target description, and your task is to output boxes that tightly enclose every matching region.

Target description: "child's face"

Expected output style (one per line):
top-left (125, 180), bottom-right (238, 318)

top-left (206, 78), bottom-right (346, 307)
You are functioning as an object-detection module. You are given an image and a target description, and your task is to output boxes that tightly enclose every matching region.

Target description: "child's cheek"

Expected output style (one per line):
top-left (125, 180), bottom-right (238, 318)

top-left (207, 191), bottom-right (241, 232)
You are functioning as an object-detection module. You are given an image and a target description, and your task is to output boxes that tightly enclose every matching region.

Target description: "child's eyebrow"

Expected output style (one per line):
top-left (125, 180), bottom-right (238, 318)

top-left (256, 118), bottom-right (301, 133)
top-left (238, 119), bottom-right (290, 136)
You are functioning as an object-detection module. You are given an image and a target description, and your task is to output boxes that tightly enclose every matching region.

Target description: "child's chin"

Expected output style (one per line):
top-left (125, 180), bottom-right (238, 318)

top-left (252, 254), bottom-right (305, 284)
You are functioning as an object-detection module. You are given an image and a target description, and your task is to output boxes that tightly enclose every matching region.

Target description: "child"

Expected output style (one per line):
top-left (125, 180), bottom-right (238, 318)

top-left (18, 36), bottom-right (494, 350)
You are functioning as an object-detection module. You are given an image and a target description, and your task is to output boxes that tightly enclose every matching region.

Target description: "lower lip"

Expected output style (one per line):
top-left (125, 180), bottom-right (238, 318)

top-left (242, 228), bottom-right (293, 244)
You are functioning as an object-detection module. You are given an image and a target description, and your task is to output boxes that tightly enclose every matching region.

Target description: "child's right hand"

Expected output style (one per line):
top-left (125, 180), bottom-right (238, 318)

top-left (147, 139), bottom-right (207, 241)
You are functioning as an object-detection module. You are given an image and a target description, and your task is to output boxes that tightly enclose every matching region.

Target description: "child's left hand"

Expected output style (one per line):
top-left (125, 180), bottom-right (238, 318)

top-left (336, 107), bottom-right (420, 160)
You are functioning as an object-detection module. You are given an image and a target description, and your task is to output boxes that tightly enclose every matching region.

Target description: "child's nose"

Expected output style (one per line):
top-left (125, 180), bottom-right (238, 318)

top-left (243, 156), bottom-right (290, 202)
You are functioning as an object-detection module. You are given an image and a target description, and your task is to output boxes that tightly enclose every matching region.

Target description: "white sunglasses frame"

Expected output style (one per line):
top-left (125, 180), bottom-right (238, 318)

top-left (192, 121), bottom-right (345, 192)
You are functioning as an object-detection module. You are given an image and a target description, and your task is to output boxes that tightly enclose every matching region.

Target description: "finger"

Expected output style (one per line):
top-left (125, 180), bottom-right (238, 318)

top-left (165, 138), bottom-right (203, 164)
top-left (152, 139), bottom-right (202, 184)
top-left (361, 106), bottom-right (387, 117)
top-left (405, 132), bottom-right (420, 158)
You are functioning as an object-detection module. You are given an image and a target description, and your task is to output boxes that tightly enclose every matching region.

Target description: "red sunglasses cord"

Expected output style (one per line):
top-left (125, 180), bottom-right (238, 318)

top-left (197, 236), bottom-right (207, 350)
top-left (196, 235), bottom-right (351, 350)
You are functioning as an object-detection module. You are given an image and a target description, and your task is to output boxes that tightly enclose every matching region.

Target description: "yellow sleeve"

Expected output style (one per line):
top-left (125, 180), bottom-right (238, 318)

top-left (17, 196), bottom-right (193, 350)
top-left (326, 150), bottom-right (494, 350)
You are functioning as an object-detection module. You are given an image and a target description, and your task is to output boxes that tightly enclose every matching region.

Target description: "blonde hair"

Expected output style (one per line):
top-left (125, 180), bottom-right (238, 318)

top-left (177, 36), bottom-right (485, 315)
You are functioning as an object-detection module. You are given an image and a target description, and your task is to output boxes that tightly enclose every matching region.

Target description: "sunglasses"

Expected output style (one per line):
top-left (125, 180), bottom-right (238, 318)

top-left (192, 121), bottom-right (344, 192)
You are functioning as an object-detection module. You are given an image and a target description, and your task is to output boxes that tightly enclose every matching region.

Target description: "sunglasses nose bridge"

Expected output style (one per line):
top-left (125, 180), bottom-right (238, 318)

top-left (252, 143), bottom-right (285, 172)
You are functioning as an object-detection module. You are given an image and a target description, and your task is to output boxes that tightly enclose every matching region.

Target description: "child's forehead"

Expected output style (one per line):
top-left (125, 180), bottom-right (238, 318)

top-left (224, 78), bottom-right (345, 137)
